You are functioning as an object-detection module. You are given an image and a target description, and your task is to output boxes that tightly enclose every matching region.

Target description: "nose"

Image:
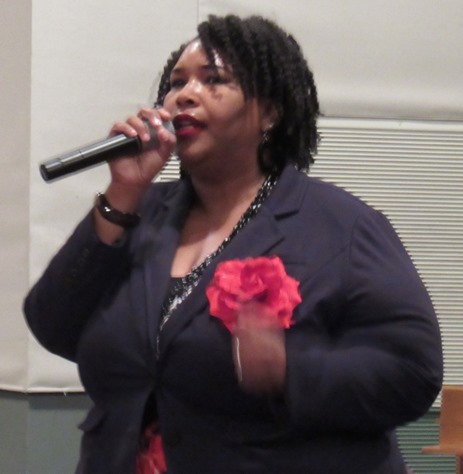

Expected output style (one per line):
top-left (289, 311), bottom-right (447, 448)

top-left (175, 78), bottom-right (202, 108)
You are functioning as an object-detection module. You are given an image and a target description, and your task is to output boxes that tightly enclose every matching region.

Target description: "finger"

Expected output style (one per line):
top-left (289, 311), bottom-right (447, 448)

top-left (108, 121), bottom-right (139, 139)
top-left (138, 108), bottom-right (176, 154)
top-left (138, 108), bottom-right (171, 146)
top-left (126, 115), bottom-right (151, 142)
top-left (156, 125), bottom-right (177, 158)
top-left (155, 106), bottom-right (173, 123)
top-left (138, 107), bottom-right (162, 128)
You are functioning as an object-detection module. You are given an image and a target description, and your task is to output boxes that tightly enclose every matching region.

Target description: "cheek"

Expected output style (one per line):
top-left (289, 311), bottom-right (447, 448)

top-left (223, 108), bottom-right (261, 141)
top-left (162, 91), bottom-right (176, 113)
top-left (212, 98), bottom-right (260, 132)
top-left (209, 113), bottom-right (257, 145)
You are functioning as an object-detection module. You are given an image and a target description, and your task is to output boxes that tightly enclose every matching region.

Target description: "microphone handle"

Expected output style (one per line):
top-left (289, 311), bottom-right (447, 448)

top-left (40, 134), bottom-right (140, 182)
top-left (39, 120), bottom-right (173, 182)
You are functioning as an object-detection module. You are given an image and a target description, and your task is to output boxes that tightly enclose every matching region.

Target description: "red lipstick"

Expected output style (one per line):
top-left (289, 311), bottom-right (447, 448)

top-left (173, 114), bottom-right (204, 139)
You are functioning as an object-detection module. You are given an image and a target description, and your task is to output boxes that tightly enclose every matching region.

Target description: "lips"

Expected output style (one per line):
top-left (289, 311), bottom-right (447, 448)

top-left (173, 114), bottom-right (205, 137)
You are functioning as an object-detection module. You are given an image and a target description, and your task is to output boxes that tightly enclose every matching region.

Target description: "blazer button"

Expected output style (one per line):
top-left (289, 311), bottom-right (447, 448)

top-left (163, 429), bottom-right (182, 446)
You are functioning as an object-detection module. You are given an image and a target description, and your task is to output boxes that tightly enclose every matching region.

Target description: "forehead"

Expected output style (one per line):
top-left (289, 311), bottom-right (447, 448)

top-left (173, 39), bottom-right (226, 70)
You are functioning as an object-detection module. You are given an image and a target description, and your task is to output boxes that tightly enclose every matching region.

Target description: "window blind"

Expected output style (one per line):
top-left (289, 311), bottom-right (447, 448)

top-left (311, 118), bottom-right (463, 388)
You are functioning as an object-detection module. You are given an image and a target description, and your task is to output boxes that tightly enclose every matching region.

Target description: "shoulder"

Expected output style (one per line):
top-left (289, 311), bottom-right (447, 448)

top-left (306, 176), bottom-right (369, 211)
top-left (276, 165), bottom-right (380, 225)
top-left (268, 166), bottom-right (403, 263)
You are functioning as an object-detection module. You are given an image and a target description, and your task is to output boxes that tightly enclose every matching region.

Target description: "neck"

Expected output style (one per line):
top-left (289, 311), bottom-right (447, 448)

top-left (190, 168), bottom-right (266, 220)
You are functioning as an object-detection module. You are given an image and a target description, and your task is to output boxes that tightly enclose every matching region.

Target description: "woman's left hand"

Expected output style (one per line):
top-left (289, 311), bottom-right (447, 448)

top-left (232, 302), bottom-right (287, 394)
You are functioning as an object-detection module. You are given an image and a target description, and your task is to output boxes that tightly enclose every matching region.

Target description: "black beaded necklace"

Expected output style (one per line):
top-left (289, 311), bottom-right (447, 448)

top-left (156, 172), bottom-right (278, 356)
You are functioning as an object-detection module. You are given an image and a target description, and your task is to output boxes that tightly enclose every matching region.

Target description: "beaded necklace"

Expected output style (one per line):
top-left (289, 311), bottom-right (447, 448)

top-left (156, 173), bottom-right (278, 357)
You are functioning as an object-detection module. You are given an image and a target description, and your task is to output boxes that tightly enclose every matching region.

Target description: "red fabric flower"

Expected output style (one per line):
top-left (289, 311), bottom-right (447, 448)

top-left (136, 422), bottom-right (167, 474)
top-left (206, 256), bottom-right (301, 332)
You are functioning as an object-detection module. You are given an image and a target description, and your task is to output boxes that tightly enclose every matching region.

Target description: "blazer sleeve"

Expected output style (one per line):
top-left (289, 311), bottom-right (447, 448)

top-left (284, 209), bottom-right (443, 435)
top-left (23, 212), bottom-right (132, 362)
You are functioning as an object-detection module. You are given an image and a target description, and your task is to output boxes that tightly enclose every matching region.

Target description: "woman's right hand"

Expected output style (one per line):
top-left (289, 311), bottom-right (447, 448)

top-left (94, 107), bottom-right (176, 245)
top-left (107, 107), bottom-right (176, 190)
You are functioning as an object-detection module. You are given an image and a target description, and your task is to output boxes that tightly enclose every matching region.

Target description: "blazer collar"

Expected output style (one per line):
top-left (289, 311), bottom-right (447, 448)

top-left (158, 163), bottom-right (307, 219)
top-left (264, 164), bottom-right (308, 217)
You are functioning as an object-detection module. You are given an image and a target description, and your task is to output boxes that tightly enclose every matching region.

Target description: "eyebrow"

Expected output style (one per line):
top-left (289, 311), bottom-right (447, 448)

top-left (170, 64), bottom-right (228, 75)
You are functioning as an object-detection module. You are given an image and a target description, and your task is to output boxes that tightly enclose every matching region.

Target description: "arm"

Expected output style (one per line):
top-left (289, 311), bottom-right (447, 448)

top-left (24, 107), bottom-right (176, 361)
top-left (285, 210), bottom-right (443, 435)
top-left (24, 213), bottom-right (132, 361)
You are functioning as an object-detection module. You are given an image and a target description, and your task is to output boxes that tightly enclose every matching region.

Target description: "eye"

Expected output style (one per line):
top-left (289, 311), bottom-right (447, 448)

top-left (169, 78), bottom-right (186, 89)
top-left (205, 75), bottom-right (227, 85)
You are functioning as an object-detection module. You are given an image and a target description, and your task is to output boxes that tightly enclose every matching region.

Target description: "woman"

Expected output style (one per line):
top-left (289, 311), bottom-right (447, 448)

top-left (24, 14), bottom-right (443, 474)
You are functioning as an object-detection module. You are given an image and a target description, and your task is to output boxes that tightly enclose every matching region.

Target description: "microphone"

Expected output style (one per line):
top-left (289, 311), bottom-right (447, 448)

top-left (39, 120), bottom-right (174, 182)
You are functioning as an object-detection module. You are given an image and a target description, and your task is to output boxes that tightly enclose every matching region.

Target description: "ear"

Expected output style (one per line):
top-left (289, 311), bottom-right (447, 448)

top-left (259, 100), bottom-right (279, 133)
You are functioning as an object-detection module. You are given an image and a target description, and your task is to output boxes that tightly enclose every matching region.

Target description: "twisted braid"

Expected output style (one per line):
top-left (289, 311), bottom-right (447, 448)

top-left (155, 44), bottom-right (187, 108)
top-left (156, 15), bottom-right (320, 172)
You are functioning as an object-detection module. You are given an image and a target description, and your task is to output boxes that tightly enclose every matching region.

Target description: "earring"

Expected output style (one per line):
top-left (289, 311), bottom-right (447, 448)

top-left (261, 130), bottom-right (270, 145)
top-left (261, 124), bottom-right (274, 145)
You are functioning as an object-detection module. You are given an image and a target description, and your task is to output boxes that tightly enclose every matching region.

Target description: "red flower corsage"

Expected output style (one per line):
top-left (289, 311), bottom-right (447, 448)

top-left (206, 256), bottom-right (301, 332)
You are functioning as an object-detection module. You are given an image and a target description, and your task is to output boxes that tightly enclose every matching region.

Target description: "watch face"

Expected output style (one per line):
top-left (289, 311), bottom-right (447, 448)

top-left (96, 193), bottom-right (140, 228)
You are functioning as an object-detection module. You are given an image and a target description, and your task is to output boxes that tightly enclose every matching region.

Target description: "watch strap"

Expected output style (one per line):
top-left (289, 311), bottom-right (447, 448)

top-left (95, 192), bottom-right (140, 228)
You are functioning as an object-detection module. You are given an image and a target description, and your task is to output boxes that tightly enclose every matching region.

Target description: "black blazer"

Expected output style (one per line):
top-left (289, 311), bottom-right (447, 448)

top-left (25, 164), bottom-right (443, 473)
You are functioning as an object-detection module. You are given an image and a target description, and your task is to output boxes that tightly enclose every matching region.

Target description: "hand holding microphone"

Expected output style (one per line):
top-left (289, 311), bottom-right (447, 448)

top-left (67, 108), bottom-right (177, 246)
top-left (40, 107), bottom-right (176, 184)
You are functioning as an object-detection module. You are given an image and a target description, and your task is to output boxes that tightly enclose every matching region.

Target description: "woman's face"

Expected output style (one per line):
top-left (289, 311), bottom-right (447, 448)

top-left (163, 40), bottom-right (272, 176)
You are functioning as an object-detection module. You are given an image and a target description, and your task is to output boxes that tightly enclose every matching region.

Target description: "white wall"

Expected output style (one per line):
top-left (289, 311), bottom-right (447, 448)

top-left (0, 1), bottom-right (32, 390)
top-left (1, 0), bottom-right (462, 391)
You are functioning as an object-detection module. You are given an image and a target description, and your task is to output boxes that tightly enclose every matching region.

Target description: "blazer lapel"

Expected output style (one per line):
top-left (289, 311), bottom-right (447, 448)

top-left (157, 165), bottom-right (308, 361)
top-left (141, 179), bottom-right (194, 351)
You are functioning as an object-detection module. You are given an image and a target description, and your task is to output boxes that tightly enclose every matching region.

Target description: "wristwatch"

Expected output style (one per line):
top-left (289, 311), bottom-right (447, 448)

top-left (95, 192), bottom-right (140, 228)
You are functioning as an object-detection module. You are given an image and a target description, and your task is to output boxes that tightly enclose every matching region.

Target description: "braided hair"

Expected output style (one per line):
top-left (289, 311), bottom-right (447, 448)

top-left (156, 15), bottom-right (320, 173)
